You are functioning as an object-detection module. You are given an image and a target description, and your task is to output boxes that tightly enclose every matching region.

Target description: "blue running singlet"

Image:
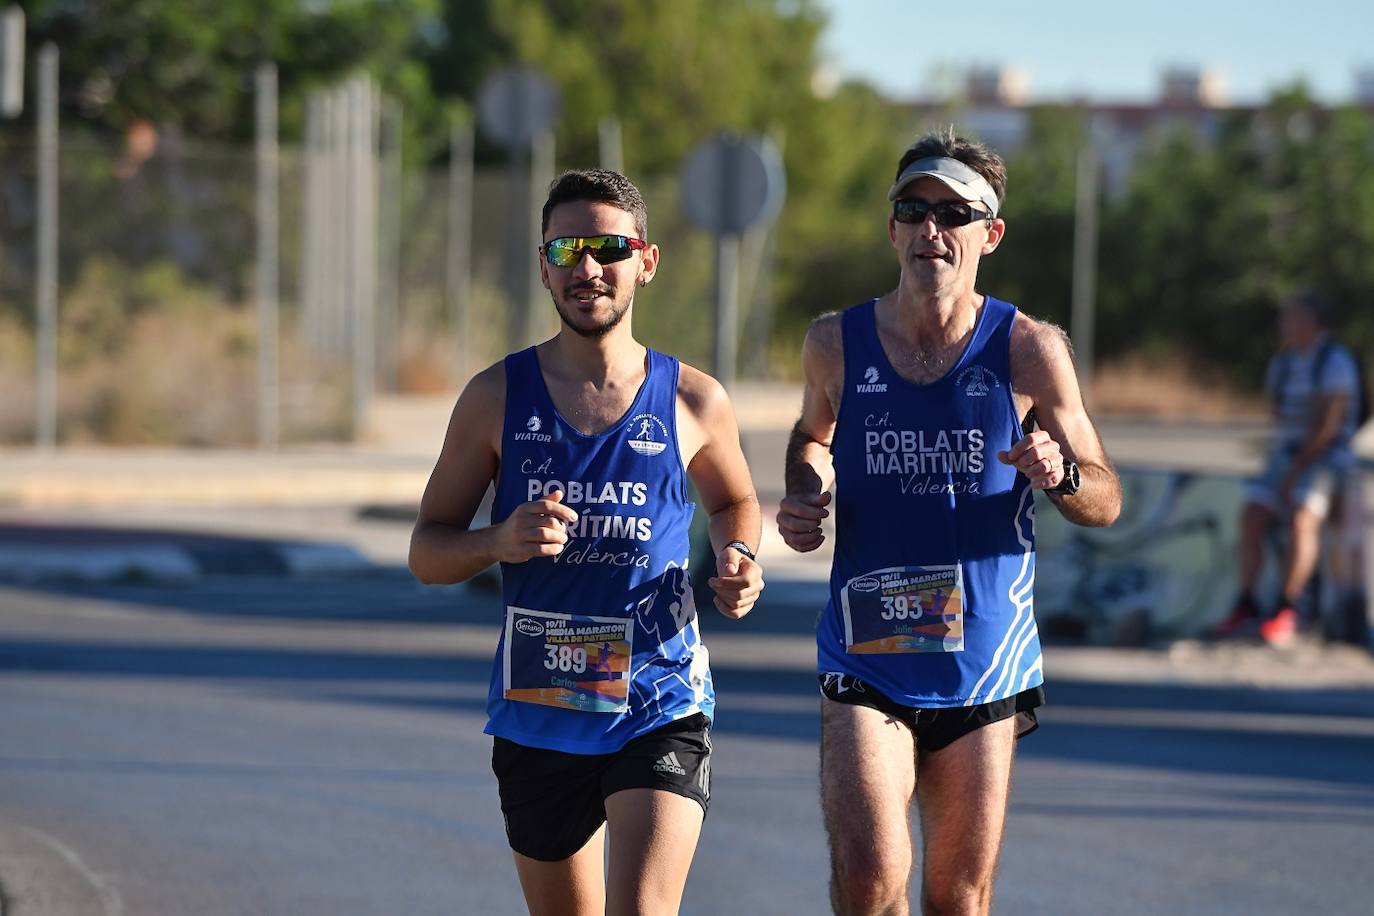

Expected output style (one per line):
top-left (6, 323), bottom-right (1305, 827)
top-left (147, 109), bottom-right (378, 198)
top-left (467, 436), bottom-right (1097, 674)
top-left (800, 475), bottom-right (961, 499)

top-left (485, 346), bottom-right (710, 754)
top-left (820, 296), bottom-right (1041, 707)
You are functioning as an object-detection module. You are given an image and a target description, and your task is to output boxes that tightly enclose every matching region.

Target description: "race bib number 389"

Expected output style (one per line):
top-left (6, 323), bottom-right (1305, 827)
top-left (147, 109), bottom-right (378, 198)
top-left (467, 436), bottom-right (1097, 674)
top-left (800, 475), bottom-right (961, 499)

top-left (503, 607), bottom-right (634, 713)
top-left (840, 565), bottom-right (964, 654)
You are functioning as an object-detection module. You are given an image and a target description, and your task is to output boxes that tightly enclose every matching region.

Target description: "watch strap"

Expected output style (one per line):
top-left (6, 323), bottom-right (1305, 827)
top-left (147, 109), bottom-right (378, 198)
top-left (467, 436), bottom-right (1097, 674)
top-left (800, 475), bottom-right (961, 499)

top-left (722, 540), bottom-right (756, 561)
top-left (1049, 460), bottom-right (1081, 495)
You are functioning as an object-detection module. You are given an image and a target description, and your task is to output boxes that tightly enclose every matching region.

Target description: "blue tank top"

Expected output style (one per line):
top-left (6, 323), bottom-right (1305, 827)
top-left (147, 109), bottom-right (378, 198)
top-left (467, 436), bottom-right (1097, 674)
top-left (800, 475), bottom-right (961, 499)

top-left (820, 296), bottom-right (1041, 707)
top-left (485, 346), bottom-right (710, 754)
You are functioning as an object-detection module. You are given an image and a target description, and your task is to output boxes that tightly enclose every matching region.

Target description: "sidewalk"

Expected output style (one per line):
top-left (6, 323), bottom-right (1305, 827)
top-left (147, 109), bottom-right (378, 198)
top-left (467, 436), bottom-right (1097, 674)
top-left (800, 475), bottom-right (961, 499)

top-left (2, 390), bottom-right (1374, 691)
top-left (0, 386), bottom-right (1346, 588)
top-left (0, 385), bottom-right (1283, 508)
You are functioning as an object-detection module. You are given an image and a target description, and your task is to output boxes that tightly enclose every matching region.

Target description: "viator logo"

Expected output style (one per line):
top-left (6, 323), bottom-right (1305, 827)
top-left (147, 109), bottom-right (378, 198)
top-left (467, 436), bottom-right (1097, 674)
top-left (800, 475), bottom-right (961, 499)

top-left (514, 411), bottom-right (552, 443)
top-left (856, 365), bottom-right (888, 393)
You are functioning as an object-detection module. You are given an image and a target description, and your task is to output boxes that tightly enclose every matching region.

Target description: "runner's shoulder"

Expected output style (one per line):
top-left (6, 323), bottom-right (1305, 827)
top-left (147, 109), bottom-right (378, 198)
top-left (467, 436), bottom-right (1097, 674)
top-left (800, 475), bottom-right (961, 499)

top-left (1009, 312), bottom-right (1074, 376)
top-left (803, 311), bottom-right (844, 356)
top-left (451, 359), bottom-right (508, 422)
top-left (675, 360), bottom-right (732, 424)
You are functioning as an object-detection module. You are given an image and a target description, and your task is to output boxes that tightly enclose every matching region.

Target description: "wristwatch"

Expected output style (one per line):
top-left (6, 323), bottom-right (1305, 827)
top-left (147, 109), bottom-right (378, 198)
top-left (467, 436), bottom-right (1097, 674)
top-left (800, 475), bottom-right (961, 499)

top-left (1048, 461), bottom-right (1081, 496)
top-left (722, 540), bottom-right (756, 561)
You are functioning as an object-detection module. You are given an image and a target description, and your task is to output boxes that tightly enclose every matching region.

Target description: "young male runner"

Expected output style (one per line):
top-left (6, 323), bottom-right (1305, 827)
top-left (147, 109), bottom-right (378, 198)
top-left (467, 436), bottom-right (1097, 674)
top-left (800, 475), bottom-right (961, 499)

top-left (411, 168), bottom-right (763, 915)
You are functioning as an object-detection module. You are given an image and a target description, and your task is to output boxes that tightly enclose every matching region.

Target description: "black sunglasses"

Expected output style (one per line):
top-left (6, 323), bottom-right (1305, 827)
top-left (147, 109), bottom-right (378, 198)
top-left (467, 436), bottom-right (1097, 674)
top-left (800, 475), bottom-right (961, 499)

top-left (540, 235), bottom-right (647, 268)
top-left (892, 198), bottom-right (993, 228)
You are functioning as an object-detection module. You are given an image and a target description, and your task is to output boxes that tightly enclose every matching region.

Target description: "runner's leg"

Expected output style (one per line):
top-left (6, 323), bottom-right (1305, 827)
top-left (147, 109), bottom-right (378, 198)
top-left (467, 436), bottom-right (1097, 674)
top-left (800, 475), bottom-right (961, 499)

top-left (914, 717), bottom-right (1017, 916)
top-left (604, 788), bottom-right (704, 916)
top-left (821, 698), bottom-right (918, 915)
top-left (512, 825), bottom-right (607, 916)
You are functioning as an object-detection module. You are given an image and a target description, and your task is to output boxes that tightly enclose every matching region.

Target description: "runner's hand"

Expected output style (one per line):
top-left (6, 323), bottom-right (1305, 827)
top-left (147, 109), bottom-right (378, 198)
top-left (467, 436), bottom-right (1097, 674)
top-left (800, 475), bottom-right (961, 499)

top-left (777, 490), bottom-right (831, 552)
top-left (493, 489), bottom-right (579, 563)
top-left (708, 546), bottom-right (763, 620)
top-left (998, 430), bottom-right (1067, 490)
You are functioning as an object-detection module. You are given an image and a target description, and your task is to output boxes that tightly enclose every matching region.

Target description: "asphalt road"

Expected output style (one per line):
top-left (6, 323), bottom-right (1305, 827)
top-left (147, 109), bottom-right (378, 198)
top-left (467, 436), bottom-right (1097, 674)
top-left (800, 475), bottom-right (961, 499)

top-left (3, 567), bottom-right (1373, 915)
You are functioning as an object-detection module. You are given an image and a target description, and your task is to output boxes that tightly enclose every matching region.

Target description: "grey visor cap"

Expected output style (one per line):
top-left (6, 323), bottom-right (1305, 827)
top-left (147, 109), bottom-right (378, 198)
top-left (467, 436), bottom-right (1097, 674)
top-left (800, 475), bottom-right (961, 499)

top-left (887, 156), bottom-right (1000, 217)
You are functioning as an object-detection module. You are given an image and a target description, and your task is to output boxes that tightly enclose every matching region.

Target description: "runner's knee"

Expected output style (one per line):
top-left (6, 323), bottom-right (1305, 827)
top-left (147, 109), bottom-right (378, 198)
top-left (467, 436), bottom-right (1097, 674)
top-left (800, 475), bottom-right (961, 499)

top-left (921, 877), bottom-right (992, 916)
top-left (830, 843), bottom-right (910, 914)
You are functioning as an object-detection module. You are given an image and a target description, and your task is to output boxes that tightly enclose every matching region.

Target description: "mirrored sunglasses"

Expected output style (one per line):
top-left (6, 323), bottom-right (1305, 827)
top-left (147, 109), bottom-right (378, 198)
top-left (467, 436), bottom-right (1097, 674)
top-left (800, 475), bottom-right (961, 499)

top-left (540, 235), bottom-right (647, 268)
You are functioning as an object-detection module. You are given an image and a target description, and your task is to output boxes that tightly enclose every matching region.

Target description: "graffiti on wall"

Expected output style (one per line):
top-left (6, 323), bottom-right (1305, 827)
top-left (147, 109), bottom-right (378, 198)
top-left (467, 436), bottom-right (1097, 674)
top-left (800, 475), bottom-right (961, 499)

top-left (1035, 469), bottom-right (1242, 644)
top-left (1035, 465), bottom-right (1370, 645)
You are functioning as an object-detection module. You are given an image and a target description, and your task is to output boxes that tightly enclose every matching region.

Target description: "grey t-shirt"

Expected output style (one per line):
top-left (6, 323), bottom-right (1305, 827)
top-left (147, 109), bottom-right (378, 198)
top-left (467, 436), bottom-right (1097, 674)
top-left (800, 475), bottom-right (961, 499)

top-left (1263, 336), bottom-right (1360, 458)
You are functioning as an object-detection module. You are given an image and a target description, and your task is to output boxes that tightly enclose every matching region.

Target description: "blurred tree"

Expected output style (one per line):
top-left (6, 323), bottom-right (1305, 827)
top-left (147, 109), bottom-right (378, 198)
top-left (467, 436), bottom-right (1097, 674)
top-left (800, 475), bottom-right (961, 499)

top-left (16, 1), bottom-right (1373, 396)
top-left (462, 0), bottom-right (827, 172)
top-left (1093, 85), bottom-right (1374, 389)
top-left (978, 106), bottom-right (1086, 329)
top-left (19, 0), bottom-right (441, 143)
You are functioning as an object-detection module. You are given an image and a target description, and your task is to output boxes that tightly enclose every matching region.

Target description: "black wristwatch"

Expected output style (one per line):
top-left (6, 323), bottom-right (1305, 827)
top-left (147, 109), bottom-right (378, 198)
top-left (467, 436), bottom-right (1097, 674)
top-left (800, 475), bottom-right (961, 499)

top-left (722, 540), bottom-right (756, 561)
top-left (1048, 461), bottom-right (1081, 496)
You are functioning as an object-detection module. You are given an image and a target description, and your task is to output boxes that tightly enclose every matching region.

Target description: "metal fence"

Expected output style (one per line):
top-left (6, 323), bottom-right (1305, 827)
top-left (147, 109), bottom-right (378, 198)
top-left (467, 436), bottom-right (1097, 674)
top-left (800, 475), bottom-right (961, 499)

top-left (0, 116), bottom-right (783, 447)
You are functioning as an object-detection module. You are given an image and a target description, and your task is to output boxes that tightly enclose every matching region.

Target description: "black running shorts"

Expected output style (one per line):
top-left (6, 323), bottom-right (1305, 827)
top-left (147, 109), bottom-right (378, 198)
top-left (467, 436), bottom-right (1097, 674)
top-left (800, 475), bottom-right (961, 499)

top-left (491, 712), bottom-right (712, 862)
top-left (819, 674), bottom-right (1044, 752)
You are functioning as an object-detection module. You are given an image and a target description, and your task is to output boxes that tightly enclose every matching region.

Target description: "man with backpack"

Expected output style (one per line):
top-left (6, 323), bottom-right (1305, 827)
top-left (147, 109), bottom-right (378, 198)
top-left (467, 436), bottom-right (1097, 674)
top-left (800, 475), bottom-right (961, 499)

top-left (1217, 292), bottom-right (1366, 645)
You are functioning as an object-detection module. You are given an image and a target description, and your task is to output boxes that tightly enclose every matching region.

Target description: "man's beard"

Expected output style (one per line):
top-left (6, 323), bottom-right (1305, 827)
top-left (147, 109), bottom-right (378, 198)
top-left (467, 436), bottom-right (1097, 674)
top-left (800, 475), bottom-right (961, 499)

top-left (552, 282), bottom-right (631, 339)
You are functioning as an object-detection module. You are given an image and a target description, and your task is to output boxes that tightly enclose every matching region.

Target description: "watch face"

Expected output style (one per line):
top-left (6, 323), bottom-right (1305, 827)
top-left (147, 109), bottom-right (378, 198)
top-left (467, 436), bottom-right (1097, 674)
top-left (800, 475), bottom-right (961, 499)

top-left (1052, 461), bottom-right (1080, 494)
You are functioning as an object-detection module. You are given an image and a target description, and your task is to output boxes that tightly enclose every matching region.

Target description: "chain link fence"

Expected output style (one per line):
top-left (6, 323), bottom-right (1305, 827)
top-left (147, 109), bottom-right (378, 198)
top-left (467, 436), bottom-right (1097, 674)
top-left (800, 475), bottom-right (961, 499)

top-left (0, 127), bottom-right (783, 446)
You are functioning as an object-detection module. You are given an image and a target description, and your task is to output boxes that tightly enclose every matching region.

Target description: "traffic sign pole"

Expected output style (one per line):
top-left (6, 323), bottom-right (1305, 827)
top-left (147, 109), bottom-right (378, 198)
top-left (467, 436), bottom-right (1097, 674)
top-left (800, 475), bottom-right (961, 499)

top-left (680, 133), bottom-right (786, 390)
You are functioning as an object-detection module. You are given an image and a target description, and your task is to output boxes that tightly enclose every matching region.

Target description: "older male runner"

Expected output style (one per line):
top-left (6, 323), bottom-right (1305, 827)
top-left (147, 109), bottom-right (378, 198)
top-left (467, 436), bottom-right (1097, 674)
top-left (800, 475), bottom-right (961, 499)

top-left (778, 129), bottom-right (1121, 915)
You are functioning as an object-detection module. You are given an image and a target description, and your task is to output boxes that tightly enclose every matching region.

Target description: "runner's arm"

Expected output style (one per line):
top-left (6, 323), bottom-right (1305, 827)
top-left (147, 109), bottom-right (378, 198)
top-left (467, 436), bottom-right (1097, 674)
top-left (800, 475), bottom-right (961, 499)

top-left (1006, 318), bottom-right (1121, 527)
top-left (778, 315), bottom-right (842, 552)
top-left (679, 365), bottom-right (763, 619)
top-left (408, 364), bottom-right (577, 584)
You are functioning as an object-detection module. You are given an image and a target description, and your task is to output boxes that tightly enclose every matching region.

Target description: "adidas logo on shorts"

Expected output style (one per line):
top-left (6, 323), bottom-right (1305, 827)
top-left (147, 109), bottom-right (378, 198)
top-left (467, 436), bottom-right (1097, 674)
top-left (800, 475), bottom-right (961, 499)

top-left (653, 751), bottom-right (687, 776)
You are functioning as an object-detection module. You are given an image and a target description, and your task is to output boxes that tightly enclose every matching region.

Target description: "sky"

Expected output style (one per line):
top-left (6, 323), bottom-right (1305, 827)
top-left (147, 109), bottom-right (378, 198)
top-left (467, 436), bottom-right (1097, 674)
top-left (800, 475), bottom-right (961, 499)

top-left (815, 1), bottom-right (1374, 105)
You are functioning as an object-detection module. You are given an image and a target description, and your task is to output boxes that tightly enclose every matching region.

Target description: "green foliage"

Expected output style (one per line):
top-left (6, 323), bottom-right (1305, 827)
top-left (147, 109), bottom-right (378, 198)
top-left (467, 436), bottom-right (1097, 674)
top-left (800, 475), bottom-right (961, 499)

top-left (978, 107), bottom-right (1085, 329)
top-left (467, 0), bottom-right (826, 171)
top-left (22, 0), bottom-right (441, 147)
top-left (1088, 87), bottom-right (1374, 387)
top-left (15, 1), bottom-right (1374, 402)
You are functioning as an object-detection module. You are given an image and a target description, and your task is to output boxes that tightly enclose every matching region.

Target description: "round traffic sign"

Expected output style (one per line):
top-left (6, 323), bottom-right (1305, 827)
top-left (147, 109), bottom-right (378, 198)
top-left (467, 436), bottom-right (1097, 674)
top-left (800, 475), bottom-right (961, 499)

top-left (477, 67), bottom-right (560, 149)
top-left (680, 133), bottom-right (786, 235)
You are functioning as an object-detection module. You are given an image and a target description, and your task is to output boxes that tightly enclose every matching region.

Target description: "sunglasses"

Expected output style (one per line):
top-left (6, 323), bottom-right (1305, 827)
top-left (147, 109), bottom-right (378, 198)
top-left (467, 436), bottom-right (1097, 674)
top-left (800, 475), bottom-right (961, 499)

top-left (540, 235), bottom-right (648, 268)
top-left (892, 198), bottom-right (993, 228)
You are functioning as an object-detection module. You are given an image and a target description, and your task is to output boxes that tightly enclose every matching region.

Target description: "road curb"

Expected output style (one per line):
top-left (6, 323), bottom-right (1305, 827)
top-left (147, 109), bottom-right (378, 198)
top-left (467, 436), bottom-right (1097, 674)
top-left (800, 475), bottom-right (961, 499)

top-left (0, 530), bottom-right (372, 585)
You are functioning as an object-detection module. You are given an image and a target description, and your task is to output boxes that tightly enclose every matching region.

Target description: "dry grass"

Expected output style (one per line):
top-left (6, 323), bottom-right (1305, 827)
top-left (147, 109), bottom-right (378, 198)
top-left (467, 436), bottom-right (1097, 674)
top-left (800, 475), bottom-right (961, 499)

top-left (0, 270), bottom-right (1271, 444)
top-left (0, 257), bottom-right (361, 446)
top-left (1088, 355), bottom-right (1266, 422)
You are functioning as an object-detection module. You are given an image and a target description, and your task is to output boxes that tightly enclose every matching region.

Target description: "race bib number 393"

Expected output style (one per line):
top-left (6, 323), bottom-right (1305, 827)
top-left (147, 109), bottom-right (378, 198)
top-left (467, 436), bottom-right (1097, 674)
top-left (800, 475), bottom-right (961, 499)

top-left (503, 607), bottom-right (634, 713)
top-left (840, 565), bottom-right (964, 654)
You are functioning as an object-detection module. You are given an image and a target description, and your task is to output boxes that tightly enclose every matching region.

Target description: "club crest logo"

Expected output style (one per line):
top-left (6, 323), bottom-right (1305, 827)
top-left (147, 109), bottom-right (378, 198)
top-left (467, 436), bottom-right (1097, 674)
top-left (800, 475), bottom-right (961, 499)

top-left (956, 365), bottom-right (999, 397)
top-left (626, 412), bottom-right (669, 456)
top-left (856, 365), bottom-right (888, 394)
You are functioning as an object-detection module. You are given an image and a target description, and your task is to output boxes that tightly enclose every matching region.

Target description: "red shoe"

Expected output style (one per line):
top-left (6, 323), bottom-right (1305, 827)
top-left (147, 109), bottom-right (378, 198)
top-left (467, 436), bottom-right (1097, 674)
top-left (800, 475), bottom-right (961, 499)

top-left (1213, 598), bottom-right (1260, 637)
top-left (1258, 607), bottom-right (1300, 646)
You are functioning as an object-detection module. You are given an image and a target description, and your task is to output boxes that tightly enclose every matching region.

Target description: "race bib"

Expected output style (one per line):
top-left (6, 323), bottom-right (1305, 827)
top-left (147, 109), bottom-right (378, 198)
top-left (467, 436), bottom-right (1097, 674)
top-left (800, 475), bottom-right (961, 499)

top-left (840, 565), bottom-right (964, 654)
top-left (503, 607), bottom-right (634, 713)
